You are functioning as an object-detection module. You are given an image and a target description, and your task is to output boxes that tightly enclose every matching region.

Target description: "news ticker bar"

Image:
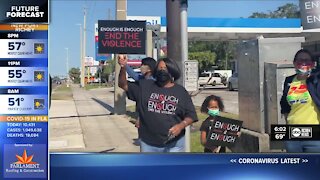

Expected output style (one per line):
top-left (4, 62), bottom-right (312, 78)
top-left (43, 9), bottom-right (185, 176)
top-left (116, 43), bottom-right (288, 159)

top-left (271, 125), bottom-right (320, 141)
top-left (50, 154), bottom-right (320, 179)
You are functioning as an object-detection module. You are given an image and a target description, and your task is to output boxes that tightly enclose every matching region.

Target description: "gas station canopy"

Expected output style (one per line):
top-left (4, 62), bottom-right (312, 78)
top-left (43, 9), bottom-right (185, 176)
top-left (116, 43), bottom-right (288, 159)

top-left (127, 16), bottom-right (320, 42)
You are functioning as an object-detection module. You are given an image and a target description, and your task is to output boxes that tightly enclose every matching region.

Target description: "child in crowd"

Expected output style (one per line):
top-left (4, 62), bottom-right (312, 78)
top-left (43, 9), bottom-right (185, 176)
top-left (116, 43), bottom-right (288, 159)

top-left (200, 95), bottom-right (226, 153)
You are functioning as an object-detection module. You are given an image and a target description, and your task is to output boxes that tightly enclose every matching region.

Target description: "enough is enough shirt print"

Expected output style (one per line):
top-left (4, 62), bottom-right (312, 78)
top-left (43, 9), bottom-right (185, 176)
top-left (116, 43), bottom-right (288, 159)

top-left (147, 93), bottom-right (179, 115)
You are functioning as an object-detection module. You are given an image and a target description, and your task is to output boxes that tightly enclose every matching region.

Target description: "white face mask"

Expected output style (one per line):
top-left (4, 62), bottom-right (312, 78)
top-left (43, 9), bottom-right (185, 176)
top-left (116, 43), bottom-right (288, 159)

top-left (296, 65), bottom-right (313, 76)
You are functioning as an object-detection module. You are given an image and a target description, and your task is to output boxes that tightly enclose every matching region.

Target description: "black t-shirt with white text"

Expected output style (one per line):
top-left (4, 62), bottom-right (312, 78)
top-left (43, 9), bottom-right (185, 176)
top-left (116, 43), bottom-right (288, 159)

top-left (127, 80), bottom-right (198, 147)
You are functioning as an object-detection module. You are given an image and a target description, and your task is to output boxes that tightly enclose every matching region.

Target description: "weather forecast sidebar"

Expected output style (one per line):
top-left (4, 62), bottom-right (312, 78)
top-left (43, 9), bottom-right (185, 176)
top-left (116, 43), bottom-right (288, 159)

top-left (0, 24), bottom-right (48, 179)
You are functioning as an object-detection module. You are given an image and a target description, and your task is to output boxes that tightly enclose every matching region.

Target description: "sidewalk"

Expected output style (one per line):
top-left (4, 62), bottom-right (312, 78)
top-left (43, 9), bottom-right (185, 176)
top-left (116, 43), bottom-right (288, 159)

top-left (49, 84), bottom-right (139, 153)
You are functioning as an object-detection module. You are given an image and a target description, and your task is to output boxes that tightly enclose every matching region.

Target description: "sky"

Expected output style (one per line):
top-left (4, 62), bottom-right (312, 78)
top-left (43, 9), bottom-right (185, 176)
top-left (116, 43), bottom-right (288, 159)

top-left (49, 0), bottom-right (299, 76)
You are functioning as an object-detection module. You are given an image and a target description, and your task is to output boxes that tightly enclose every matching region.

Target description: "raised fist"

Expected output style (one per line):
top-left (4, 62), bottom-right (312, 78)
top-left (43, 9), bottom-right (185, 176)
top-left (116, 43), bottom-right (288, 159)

top-left (118, 54), bottom-right (127, 67)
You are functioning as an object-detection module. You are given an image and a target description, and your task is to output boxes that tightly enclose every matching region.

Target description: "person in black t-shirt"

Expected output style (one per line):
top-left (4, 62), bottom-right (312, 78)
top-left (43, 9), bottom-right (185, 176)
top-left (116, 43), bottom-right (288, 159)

top-left (118, 55), bottom-right (198, 152)
top-left (200, 95), bottom-right (226, 153)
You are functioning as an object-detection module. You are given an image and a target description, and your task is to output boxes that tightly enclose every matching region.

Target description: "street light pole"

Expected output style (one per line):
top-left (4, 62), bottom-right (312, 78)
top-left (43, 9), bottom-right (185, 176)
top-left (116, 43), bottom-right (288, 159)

top-left (65, 47), bottom-right (69, 87)
top-left (180, 0), bottom-right (190, 153)
top-left (76, 23), bottom-right (83, 87)
top-left (81, 7), bottom-right (87, 88)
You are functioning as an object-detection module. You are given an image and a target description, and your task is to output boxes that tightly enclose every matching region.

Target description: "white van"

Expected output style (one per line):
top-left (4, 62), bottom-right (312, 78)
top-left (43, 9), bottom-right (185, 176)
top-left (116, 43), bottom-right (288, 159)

top-left (198, 72), bottom-right (224, 86)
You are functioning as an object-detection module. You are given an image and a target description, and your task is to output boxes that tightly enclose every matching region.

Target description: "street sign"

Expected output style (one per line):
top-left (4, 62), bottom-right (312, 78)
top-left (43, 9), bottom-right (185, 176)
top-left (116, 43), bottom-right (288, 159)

top-left (84, 56), bottom-right (94, 66)
top-left (300, 0), bottom-right (320, 30)
top-left (90, 67), bottom-right (98, 76)
top-left (184, 60), bottom-right (198, 92)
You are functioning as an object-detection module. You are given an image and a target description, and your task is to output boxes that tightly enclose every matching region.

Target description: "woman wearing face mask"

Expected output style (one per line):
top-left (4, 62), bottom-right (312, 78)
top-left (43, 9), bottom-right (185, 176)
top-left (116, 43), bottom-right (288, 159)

top-left (200, 95), bottom-right (226, 153)
top-left (280, 49), bottom-right (320, 153)
top-left (118, 57), bottom-right (198, 152)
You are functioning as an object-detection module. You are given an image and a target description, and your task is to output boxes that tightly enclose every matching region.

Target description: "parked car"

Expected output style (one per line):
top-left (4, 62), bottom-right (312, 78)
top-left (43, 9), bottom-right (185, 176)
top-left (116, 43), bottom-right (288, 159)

top-left (228, 72), bottom-right (238, 91)
top-left (198, 72), bottom-right (225, 86)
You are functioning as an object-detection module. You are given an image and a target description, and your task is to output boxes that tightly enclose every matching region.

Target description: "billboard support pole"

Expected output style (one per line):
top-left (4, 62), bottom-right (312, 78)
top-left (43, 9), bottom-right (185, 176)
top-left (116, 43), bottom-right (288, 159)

top-left (146, 30), bottom-right (153, 57)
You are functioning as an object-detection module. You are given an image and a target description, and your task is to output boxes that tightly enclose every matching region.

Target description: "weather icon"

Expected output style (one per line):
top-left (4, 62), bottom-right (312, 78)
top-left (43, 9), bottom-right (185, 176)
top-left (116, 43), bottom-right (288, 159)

top-left (34, 99), bottom-right (45, 110)
top-left (34, 71), bottom-right (45, 82)
top-left (34, 43), bottom-right (45, 54)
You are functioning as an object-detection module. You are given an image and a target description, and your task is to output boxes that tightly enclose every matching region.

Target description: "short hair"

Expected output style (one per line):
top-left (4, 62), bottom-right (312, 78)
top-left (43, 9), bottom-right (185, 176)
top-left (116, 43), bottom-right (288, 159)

top-left (294, 49), bottom-right (315, 62)
top-left (154, 58), bottom-right (181, 80)
top-left (200, 95), bottom-right (224, 113)
top-left (141, 57), bottom-right (156, 73)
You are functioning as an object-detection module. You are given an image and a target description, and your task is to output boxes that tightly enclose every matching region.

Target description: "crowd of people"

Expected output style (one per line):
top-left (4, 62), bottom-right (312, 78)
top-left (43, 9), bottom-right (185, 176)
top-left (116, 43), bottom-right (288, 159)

top-left (118, 48), bottom-right (320, 153)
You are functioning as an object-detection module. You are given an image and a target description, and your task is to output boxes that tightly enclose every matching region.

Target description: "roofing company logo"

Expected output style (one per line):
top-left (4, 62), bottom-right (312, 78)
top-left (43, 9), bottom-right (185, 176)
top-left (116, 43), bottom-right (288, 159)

top-left (34, 43), bottom-right (45, 54)
top-left (13, 149), bottom-right (37, 165)
top-left (4, 144), bottom-right (47, 178)
top-left (9, 149), bottom-right (41, 172)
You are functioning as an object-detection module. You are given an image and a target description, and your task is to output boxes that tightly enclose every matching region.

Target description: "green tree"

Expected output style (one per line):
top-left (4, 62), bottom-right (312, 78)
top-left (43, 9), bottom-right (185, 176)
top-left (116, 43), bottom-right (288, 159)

top-left (52, 76), bottom-right (61, 82)
top-left (189, 41), bottom-right (208, 52)
top-left (189, 51), bottom-right (217, 72)
top-left (101, 58), bottom-right (115, 82)
top-left (211, 41), bottom-right (236, 70)
top-left (249, 3), bottom-right (300, 18)
top-left (189, 41), bottom-right (236, 71)
top-left (69, 67), bottom-right (80, 83)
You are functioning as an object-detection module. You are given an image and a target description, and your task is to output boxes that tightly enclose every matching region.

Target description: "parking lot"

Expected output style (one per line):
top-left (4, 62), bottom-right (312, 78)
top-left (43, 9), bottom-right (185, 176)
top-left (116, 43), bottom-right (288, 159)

top-left (192, 85), bottom-right (239, 115)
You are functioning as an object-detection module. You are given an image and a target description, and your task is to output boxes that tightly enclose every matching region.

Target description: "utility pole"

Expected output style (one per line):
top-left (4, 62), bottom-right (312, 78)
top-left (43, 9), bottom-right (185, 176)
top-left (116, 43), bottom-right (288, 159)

top-left (114, 0), bottom-right (127, 114)
top-left (166, 0), bottom-right (190, 152)
top-left (146, 30), bottom-right (153, 57)
top-left (108, 8), bottom-right (112, 20)
top-left (81, 7), bottom-right (87, 88)
top-left (76, 23), bottom-right (83, 86)
top-left (65, 47), bottom-right (69, 88)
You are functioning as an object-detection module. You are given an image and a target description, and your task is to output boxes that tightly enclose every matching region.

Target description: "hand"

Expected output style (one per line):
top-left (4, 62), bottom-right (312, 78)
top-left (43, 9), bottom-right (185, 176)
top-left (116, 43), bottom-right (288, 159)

top-left (211, 146), bottom-right (221, 153)
top-left (118, 54), bottom-right (127, 67)
top-left (169, 123), bottom-right (184, 137)
top-left (135, 119), bottom-right (140, 128)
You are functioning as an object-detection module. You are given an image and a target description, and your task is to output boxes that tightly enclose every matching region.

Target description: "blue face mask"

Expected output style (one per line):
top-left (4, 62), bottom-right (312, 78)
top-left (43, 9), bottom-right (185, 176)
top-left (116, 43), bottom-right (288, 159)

top-left (208, 109), bottom-right (219, 116)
